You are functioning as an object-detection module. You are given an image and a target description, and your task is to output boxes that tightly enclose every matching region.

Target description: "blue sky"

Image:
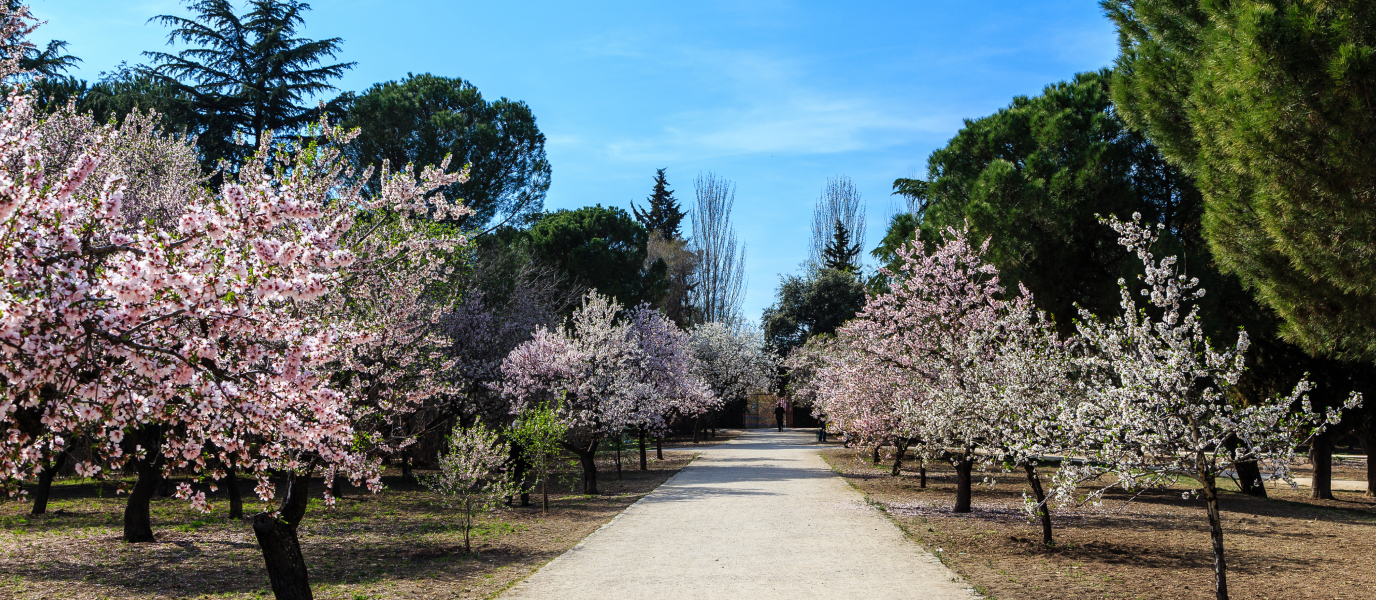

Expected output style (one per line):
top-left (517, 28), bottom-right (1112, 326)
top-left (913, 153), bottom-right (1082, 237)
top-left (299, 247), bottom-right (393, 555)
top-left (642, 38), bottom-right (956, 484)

top-left (31, 0), bottom-right (1120, 324)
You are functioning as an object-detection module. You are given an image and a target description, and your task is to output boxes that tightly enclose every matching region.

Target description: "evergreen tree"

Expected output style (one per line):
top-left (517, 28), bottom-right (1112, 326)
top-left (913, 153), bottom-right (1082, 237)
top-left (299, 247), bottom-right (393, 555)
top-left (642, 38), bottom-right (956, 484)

top-left (145, 0), bottom-right (355, 169)
top-left (632, 168), bottom-right (685, 240)
top-left (1, 3), bottom-right (79, 80)
top-left (341, 73), bottom-right (550, 229)
top-left (821, 219), bottom-right (860, 273)
top-left (1105, 0), bottom-right (1376, 362)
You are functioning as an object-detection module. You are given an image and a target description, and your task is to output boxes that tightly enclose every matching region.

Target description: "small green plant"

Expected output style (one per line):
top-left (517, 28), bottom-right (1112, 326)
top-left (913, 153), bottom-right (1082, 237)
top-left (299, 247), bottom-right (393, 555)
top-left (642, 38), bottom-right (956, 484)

top-left (511, 397), bottom-right (571, 514)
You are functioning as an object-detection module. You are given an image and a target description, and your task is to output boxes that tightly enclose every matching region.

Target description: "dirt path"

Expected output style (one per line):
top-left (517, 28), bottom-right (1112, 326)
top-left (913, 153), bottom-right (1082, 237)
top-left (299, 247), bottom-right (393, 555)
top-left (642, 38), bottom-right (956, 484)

top-left (499, 430), bottom-right (978, 599)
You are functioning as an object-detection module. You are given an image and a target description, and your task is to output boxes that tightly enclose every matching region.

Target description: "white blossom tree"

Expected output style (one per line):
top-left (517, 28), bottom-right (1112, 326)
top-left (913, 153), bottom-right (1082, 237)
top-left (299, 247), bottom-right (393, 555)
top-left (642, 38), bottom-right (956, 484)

top-left (1059, 214), bottom-right (1361, 600)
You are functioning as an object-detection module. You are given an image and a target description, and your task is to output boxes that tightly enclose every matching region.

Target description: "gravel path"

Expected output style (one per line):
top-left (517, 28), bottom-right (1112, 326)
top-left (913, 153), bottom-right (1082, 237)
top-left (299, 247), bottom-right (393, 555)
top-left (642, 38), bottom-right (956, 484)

top-left (499, 430), bottom-right (978, 599)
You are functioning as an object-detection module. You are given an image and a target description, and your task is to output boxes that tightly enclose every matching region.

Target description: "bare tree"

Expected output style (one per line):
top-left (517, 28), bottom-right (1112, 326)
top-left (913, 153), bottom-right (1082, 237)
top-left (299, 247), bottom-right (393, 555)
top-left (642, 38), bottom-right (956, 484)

top-left (690, 172), bottom-right (747, 325)
top-left (807, 176), bottom-right (866, 271)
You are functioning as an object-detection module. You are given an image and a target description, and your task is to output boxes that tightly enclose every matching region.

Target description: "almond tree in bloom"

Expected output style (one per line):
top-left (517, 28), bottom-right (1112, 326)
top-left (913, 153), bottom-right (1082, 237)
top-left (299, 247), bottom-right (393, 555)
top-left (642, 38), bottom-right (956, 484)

top-left (687, 321), bottom-right (776, 458)
top-left (840, 226), bottom-right (1012, 513)
top-left (500, 291), bottom-right (715, 494)
top-left (1057, 214), bottom-right (1361, 600)
top-left (423, 420), bottom-right (518, 554)
top-left (0, 11), bottom-right (467, 596)
top-left (789, 334), bottom-right (924, 477)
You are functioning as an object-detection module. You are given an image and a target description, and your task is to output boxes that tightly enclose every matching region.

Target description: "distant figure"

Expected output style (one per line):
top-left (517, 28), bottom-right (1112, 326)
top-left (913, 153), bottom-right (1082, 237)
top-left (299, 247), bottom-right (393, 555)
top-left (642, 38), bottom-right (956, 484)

top-left (775, 402), bottom-right (786, 432)
top-left (818, 416), bottom-right (828, 442)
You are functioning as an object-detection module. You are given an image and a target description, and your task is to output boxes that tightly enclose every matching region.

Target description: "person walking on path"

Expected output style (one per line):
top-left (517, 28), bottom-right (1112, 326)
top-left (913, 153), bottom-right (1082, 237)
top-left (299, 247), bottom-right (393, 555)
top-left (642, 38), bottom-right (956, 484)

top-left (775, 401), bottom-right (786, 432)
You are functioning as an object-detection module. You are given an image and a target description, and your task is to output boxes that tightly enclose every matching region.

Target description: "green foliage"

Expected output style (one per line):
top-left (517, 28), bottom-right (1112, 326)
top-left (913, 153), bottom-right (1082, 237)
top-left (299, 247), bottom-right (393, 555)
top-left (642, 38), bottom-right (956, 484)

top-left (631, 168), bottom-right (685, 240)
top-left (511, 400), bottom-right (571, 513)
top-left (821, 220), bottom-right (860, 273)
top-left (145, 0), bottom-right (355, 169)
top-left (1106, 0), bottom-right (1376, 361)
top-left (868, 213), bottom-right (918, 293)
top-left (340, 73), bottom-right (550, 229)
top-left (528, 205), bottom-right (668, 310)
top-left (917, 69), bottom-right (1200, 327)
top-left (762, 268), bottom-right (866, 356)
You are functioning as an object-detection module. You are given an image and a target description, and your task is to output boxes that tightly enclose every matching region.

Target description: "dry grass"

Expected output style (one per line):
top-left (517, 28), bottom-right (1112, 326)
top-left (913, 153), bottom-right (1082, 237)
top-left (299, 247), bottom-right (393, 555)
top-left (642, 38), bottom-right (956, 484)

top-left (0, 451), bottom-right (695, 600)
top-left (821, 446), bottom-right (1376, 600)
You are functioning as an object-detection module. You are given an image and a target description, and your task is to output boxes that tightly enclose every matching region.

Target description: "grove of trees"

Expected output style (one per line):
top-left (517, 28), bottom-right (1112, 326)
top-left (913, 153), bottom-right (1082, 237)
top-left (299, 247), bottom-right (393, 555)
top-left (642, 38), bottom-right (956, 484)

top-left (0, 3), bottom-right (780, 599)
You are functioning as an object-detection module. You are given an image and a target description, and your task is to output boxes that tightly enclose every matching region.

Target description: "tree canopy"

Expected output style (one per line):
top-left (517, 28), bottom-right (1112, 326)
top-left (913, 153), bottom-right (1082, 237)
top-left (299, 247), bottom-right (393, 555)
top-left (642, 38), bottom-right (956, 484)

top-left (341, 73), bottom-right (550, 230)
top-left (528, 205), bottom-right (668, 310)
top-left (761, 268), bottom-right (866, 356)
top-left (1105, 0), bottom-right (1376, 361)
top-left (144, 0), bottom-right (354, 168)
top-left (915, 69), bottom-right (1200, 326)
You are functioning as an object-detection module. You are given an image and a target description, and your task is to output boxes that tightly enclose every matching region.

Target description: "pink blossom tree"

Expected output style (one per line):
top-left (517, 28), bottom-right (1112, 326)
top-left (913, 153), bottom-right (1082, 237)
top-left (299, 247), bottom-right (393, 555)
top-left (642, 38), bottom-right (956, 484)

top-left (0, 11), bottom-right (467, 595)
top-left (838, 226), bottom-right (1009, 513)
top-left (500, 291), bottom-right (714, 494)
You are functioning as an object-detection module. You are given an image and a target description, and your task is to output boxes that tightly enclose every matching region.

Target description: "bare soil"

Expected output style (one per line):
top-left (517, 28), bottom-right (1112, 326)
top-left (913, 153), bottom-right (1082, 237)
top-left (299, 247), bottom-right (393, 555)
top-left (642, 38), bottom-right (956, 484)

top-left (0, 452), bottom-right (694, 600)
top-left (821, 446), bottom-right (1376, 600)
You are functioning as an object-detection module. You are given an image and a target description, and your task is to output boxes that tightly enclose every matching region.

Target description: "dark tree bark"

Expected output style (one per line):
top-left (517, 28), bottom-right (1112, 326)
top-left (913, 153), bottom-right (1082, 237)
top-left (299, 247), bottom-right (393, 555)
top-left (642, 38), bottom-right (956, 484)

top-left (252, 469), bottom-right (315, 600)
top-left (226, 466), bottom-right (244, 519)
top-left (124, 425), bottom-right (163, 543)
top-left (1358, 426), bottom-right (1376, 498)
top-left (890, 441), bottom-right (908, 477)
top-left (1234, 459), bottom-right (1267, 498)
top-left (656, 437), bottom-right (663, 460)
top-left (953, 452), bottom-right (973, 513)
top-left (638, 426), bottom-right (648, 471)
top-left (614, 437), bottom-right (623, 481)
top-left (400, 454), bottom-right (413, 481)
top-left (1200, 473), bottom-right (1230, 600)
top-left (919, 462), bottom-right (927, 489)
top-left (1023, 462), bottom-right (1054, 546)
top-left (1310, 431), bottom-right (1335, 500)
top-left (692, 417), bottom-right (701, 444)
top-left (872, 445), bottom-right (880, 465)
top-left (327, 474), bottom-right (347, 498)
top-left (563, 439), bottom-right (600, 495)
top-left (30, 452), bottom-right (67, 516)
top-left (1223, 433), bottom-right (1267, 497)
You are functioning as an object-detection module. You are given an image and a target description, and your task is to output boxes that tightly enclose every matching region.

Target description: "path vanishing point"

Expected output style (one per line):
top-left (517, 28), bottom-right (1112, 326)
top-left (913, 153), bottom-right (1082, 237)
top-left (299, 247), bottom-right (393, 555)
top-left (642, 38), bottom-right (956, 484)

top-left (499, 430), bottom-right (979, 599)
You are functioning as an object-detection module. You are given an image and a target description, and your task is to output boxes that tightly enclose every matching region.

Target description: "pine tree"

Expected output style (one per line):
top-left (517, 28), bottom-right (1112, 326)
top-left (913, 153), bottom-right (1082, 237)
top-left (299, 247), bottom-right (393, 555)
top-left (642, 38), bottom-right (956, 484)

top-left (822, 219), bottom-right (860, 273)
top-left (632, 168), bottom-right (685, 240)
top-left (145, 0), bottom-right (355, 169)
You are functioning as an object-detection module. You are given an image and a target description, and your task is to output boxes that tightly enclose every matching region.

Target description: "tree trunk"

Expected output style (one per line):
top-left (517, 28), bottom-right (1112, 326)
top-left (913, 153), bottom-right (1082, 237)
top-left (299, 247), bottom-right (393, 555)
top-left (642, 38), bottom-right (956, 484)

top-left (1310, 431), bottom-right (1335, 500)
top-left (1224, 433), bottom-right (1267, 498)
top-left (919, 461), bottom-right (927, 489)
top-left (226, 466), bottom-right (244, 519)
top-left (891, 442), bottom-right (907, 477)
top-left (541, 455), bottom-right (550, 514)
top-left (400, 455), bottom-right (413, 482)
top-left (656, 437), bottom-right (663, 460)
top-left (953, 453), bottom-right (973, 513)
top-left (30, 452), bottom-right (67, 516)
top-left (1023, 462), bottom-right (1054, 545)
top-left (692, 417), bottom-right (700, 444)
top-left (1200, 474), bottom-right (1230, 600)
top-left (328, 475), bottom-right (346, 498)
top-left (872, 445), bottom-right (881, 465)
top-left (124, 426), bottom-right (162, 543)
top-left (639, 426), bottom-right (648, 471)
top-left (614, 437), bottom-right (623, 481)
top-left (1234, 459), bottom-right (1267, 498)
top-left (565, 440), bottom-right (600, 495)
top-left (1358, 426), bottom-right (1376, 498)
top-left (252, 470), bottom-right (315, 600)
